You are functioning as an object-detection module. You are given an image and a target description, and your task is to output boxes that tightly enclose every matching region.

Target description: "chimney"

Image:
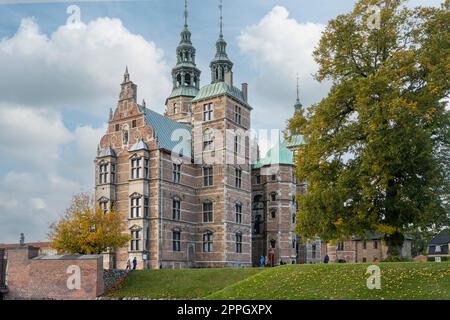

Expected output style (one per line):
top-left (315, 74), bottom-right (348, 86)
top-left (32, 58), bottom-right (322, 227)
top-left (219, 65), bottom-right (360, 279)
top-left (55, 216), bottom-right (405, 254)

top-left (19, 233), bottom-right (25, 246)
top-left (225, 70), bottom-right (233, 87)
top-left (241, 83), bottom-right (248, 102)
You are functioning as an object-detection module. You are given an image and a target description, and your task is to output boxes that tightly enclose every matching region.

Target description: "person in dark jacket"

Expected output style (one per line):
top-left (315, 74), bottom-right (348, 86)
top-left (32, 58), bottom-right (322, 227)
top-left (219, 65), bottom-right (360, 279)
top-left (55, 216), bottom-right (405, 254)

top-left (324, 254), bottom-right (330, 264)
top-left (132, 257), bottom-right (137, 270)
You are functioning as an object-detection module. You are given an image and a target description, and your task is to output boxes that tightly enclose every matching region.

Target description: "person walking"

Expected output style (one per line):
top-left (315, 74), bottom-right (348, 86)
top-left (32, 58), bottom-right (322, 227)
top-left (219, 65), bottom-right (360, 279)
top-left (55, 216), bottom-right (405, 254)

top-left (126, 258), bottom-right (131, 270)
top-left (260, 255), bottom-right (265, 267)
top-left (132, 257), bottom-right (137, 270)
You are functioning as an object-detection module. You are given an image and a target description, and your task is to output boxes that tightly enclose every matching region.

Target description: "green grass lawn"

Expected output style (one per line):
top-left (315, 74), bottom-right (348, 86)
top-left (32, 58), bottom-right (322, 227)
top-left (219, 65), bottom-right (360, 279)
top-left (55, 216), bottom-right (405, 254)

top-left (108, 268), bottom-right (263, 299)
top-left (109, 262), bottom-right (450, 300)
top-left (205, 262), bottom-right (450, 300)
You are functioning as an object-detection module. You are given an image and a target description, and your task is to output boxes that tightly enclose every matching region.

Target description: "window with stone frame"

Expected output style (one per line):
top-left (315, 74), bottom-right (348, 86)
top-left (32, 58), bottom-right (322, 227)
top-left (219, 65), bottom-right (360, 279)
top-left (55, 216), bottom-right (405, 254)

top-left (234, 105), bottom-right (242, 125)
top-left (373, 240), bottom-right (378, 249)
top-left (435, 245), bottom-right (441, 253)
top-left (203, 103), bottom-right (213, 121)
top-left (292, 212), bottom-right (296, 224)
top-left (203, 166), bottom-right (213, 187)
top-left (312, 244), bottom-right (317, 259)
top-left (234, 134), bottom-right (242, 154)
top-left (235, 168), bottom-right (242, 189)
top-left (131, 158), bottom-right (141, 179)
top-left (203, 232), bottom-right (213, 252)
top-left (144, 159), bottom-right (150, 179)
top-left (203, 129), bottom-right (214, 152)
top-left (172, 163), bottom-right (181, 183)
top-left (99, 199), bottom-right (109, 213)
top-left (99, 162), bottom-right (108, 184)
top-left (130, 194), bottom-right (142, 218)
top-left (235, 203), bottom-right (242, 224)
top-left (173, 103), bottom-right (178, 115)
top-left (255, 174), bottom-right (261, 185)
top-left (270, 192), bottom-right (277, 202)
top-left (144, 197), bottom-right (149, 217)
top-left (236, 233), bottom-right (243, 253)
top-left (203, 201), bottom-right (213, 223)
top-left (131, 230), bottom-right (141, 251)
top-left (337, 242), bottom-right (344, 251)
top-left (270, 209), bottom-right (277, 219)
top-left (173, 230), bottom-right (181, 252)
top-left (172, 198), bottom-right (181, 221)
top-left (363, 241), bottom-right (367, 249)
top-left (110, 163), bottom-right (116, 183)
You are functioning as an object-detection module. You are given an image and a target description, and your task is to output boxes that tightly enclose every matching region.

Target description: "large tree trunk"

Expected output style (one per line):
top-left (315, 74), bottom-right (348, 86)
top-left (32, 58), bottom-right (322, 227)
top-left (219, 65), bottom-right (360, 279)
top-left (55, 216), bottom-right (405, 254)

top-left (384, 231), bottom-right (405, 259)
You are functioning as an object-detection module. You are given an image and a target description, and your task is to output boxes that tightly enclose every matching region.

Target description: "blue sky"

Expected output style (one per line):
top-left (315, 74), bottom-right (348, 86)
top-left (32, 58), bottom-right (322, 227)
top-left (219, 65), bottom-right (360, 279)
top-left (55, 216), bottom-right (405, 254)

top-left (0, 0), bottom-right (442, 243)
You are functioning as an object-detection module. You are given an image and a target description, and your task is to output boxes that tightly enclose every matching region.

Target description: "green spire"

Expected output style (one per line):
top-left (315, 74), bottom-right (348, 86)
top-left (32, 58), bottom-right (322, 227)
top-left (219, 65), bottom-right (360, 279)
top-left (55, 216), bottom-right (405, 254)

top-left (170, 0), bottom-right (201, 94)
top-left (294, 73), bottom-right (303, 112)
top-left (210, 0), bottom-right (233, 83)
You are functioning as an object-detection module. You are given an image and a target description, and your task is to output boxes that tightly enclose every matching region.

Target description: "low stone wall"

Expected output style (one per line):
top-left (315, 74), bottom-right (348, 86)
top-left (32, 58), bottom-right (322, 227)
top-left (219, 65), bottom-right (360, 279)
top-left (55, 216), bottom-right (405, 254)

top-left (103, 269), bottom-right (129, 293)
top-left (5, 246), bottom-right (104, 300)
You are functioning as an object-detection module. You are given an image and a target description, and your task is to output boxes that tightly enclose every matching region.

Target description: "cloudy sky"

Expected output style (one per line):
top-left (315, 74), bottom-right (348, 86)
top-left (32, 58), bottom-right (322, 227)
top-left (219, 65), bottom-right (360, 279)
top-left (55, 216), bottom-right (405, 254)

top-left (0, 0), bottom-right (442, 243)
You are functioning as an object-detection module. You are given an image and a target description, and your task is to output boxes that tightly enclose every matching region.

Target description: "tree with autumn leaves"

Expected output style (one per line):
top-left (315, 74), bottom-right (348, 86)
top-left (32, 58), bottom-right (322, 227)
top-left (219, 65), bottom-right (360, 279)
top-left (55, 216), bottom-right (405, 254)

top-left (289, 0), bottom-right (449, 257)
top-left (49, 193), bottom-right (130, 255)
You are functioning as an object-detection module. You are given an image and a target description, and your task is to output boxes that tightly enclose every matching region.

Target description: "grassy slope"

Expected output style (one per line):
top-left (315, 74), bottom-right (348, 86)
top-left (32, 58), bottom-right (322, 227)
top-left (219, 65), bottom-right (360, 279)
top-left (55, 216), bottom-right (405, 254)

top-left (109, 268), bottom-right (263, 299)
top-left (205, 262), bottom-right (450, 300)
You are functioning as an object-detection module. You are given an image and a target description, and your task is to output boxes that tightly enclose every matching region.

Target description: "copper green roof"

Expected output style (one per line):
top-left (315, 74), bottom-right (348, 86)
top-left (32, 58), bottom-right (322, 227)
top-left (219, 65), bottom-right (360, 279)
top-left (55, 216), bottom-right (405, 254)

top-left (167, 86), bottom-right (199, 99)
top-left (192, 82), bottom-right (249, 108)
top-left (143, 108), bottom-right (192, 154)
top-left (285, 135), bottom-right (305, 149)
top-left (253, 142), bottom-right (294, 168)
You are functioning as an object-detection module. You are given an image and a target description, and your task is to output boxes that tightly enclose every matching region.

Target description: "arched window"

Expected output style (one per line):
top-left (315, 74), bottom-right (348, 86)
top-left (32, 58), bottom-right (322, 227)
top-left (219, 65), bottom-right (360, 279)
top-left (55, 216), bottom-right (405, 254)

top-left (173, 103), bottom-right (178, 114)
top-left (270, 209), bottom-right (277, 219)
top-left (270, 239), bottom-right (276, 249)
top-left (176, 74), bottom-right (182, 87)
top-left (184, 73), bottom-right (191, 86)
top-left (270, 192), bottom-right (277, 202)
top-left (203, 231), bottom-right (213, 252)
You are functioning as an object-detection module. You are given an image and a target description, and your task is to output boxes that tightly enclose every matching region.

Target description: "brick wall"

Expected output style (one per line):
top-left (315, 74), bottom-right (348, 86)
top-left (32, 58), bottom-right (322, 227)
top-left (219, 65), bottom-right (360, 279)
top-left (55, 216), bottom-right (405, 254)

top-left (5, 247), bottom-right (104, 300)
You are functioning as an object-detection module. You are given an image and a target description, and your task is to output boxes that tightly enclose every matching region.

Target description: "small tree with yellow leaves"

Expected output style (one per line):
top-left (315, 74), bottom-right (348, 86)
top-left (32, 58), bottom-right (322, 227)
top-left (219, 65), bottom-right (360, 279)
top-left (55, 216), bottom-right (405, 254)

top-left (49, 193), bottom-right (130, 255)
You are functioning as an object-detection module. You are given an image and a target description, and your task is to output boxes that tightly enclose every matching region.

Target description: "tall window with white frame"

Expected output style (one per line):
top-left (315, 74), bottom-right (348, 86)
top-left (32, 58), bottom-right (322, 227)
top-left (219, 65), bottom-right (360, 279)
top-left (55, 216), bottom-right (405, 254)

top-left (236, 233), bottom-right (242, 253)
top-left (235, 203), bottom-right (242, 224)
top-left (173, 198), bottom-right (181, 221)
top-left (130, 195), bottom-right (141, 218)
top-left (99, 162), bottom-right (108, 184)
top-left (131, 158), bottom-right (141, 179)
top-left (235, 168), bottom-right (242, 189)
top-left (172, 163), bottom-right (181, 183)
top-left (131, 230), bottom-right (141, 251)
top-left (203, 129), bottom-right (214, 152)
top-left (203, 232), bottom-right (213, 252)
top-left (203, 103), bottom-right (213, 121)
top-left (203, 166), bottom-right (213, 187)
top-left (203, 201), bottom-right (213, 223)
top-left (234, 134), bottom-right (241, 154)
top-left (173, 230), bottom-right (181, 252)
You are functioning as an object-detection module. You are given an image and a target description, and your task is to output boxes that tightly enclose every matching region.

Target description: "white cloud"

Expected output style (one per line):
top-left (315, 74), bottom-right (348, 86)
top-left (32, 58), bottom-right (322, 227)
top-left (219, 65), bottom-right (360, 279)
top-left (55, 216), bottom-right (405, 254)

top-left (0, 17), bottom-right (171, 114)
top-left (0, 105), bottom-right (72, 170)
top-left (238, 6), bottom-right (329, 130)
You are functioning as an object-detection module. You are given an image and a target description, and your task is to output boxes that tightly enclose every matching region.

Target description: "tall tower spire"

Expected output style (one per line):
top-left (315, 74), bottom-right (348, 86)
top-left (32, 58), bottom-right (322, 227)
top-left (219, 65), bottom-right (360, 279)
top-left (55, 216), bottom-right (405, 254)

top-left (294, 73), bottom-right (303, 112)
top-left (184, 0), bottom-right (188, 28)
top-left (210, 0), bottom-right (233, 84)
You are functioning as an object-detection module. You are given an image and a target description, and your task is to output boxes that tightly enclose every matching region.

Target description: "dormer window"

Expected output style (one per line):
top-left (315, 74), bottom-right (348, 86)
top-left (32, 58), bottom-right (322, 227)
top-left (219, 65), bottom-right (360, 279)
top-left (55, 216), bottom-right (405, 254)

top-left (131, 158), bottom-right (141, 179)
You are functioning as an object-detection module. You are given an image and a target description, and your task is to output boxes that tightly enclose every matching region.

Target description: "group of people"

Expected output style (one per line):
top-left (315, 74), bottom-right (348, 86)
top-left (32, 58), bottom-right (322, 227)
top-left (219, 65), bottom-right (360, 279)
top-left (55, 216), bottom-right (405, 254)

top-left (259, 255), bottom-right (274, 267)
top-left (126, 257), bottom-right (138, 270)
